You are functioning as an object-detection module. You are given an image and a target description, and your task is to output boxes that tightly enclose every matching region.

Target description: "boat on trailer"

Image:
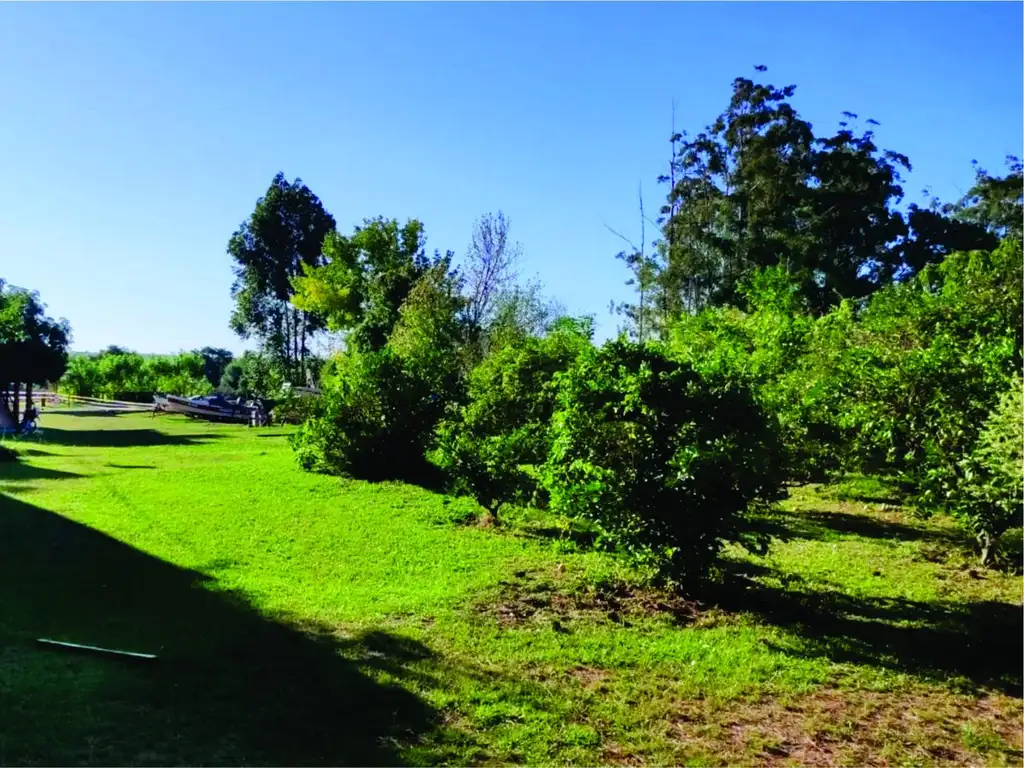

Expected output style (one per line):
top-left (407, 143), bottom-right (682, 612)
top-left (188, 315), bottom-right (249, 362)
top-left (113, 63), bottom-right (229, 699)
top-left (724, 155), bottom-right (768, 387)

top-left (162, 394), bottom-right (255, 423)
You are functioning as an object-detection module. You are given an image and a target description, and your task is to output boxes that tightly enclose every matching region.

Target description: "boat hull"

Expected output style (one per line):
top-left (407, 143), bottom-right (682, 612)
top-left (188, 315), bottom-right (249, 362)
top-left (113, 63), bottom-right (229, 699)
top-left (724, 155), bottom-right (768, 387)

top-left (164, 395), bottom-right (252, 423)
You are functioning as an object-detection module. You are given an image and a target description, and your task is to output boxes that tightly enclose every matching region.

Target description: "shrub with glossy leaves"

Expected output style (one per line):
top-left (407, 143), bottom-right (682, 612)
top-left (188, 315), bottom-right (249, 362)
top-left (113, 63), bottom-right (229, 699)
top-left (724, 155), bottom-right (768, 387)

top-left (290, 347), bottom-right (447, 482)
top-left (430, 317), bottom-right (592, 513)
top-left (948, 376), bottom-right (1024, 563)
top-left (543, 338), bottom-right (785, 581)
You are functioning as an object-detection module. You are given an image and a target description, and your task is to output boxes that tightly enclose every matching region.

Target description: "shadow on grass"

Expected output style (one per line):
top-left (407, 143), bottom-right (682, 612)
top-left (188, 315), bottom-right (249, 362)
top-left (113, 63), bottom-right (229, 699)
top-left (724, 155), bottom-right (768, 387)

top-left (0, 494), bottom-right (449, 766)
top-left (12, 447), bottom-right (64, 458)
top-left (749, 508), bottom-right (965, 547)
top-left (703, 560), bottom-right (1023, 697)
top-left (0, 461), bottom-right (84, 483)
top-left (39, 427), bottom-right (224, 448)
top-left (44, 408), bottom-right (140, 418)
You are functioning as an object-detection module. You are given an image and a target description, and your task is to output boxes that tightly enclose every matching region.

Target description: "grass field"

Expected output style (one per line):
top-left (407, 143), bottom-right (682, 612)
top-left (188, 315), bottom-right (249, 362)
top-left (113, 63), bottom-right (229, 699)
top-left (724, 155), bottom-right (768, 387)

top-left (1, 412), bottom-right (1021, 766)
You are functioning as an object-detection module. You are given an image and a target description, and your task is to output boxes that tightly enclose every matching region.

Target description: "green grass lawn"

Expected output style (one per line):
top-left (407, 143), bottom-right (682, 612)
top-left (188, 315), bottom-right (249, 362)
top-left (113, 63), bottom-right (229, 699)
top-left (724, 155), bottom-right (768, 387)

top-left (1, 412), bottom-right (1021, 766)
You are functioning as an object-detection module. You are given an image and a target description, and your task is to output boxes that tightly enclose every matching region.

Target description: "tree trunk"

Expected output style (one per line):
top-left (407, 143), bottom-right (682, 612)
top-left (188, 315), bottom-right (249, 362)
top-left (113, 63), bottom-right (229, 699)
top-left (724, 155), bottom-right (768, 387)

top-left (20, 382), bottom-right (33, 430)
top-left (978, 531), bottom-right (994, 566)
top-left (291, 307), bottom-right (300, 382)
top-left (11, 382), bottom-right (20, 426)
top-left (299, 310), bottom-right (307, 384)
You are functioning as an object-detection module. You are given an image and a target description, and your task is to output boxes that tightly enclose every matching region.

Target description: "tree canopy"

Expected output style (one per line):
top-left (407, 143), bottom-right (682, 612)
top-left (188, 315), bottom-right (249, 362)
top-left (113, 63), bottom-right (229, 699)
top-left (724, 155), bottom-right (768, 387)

top-left (0, 281), bottom-right (70, 428)
top-left (229, 172), bottom-right (336, 383)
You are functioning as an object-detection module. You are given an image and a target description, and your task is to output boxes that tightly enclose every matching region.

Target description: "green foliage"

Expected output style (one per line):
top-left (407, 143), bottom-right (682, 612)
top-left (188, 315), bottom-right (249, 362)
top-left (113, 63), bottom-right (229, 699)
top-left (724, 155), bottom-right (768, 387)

top-left (430, 317), bottom-right (593, 513)
top-left (291, 241), bottom-right (472, 482)
top-left (217, 351), bottom-right (285, 400)
top-left (658, 71), bottom-right (915, 314)
top-left (57, 349), bottom-right (214, 399)
top-left (669, 266), bottom-right (828, 479)
top-left (628, 69), bottom-right (996, 327)
top-left (145, 352), bottom-right (211, 398)
top-left (292, 218), bottom-right (449, 353)
top-left (543, 338), bottom-right (784, 581)
top-left (0, 282), bottom-right (71, 389)
top-left (949, 376), bottom-right (1023, 557)
top-left (229, 173), bottom-right (336, 380)
top-left (817, 240), bottom-right (1020, 480)
top-left (481, 279), bottom-right (565, 357)
top-left (290, 347), bottom-right (446, 481)
top-left (196, 347), bottom-right (234, 388)
top-left (954, 156), bottom-right (1023, 241)
top-left (388, 259), bottom-right (469, 395)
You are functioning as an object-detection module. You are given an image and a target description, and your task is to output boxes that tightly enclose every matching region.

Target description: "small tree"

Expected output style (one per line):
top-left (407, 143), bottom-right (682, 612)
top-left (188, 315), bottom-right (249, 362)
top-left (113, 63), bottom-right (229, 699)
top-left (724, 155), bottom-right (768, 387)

top-left (430, 317), bottom-right (593, 516)
top-left (0, 282), bottom-right (70, 429)
top-left (543, 339), bottom-right (784, 582)
top-left (953, 377), bottom-right (1024, 563)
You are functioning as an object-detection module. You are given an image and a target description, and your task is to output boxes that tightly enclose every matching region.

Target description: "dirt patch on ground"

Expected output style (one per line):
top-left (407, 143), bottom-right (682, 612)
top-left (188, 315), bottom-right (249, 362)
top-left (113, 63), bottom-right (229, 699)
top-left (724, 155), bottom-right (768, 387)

top-left (475, 571), bottom-right (700, 629)
top-left (670, 688), bottom-right (1023, 766)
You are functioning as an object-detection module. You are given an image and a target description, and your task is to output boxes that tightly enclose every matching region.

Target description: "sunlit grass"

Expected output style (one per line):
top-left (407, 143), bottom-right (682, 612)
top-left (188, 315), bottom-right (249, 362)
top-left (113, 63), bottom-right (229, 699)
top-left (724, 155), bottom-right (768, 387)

top-left (1, 412), bottom-right (1020, 765)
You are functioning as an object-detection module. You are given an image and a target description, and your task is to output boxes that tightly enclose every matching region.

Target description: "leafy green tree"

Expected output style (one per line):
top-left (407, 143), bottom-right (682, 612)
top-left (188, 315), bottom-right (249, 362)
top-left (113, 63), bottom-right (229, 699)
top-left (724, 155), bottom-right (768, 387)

top-left (954, 156), bottom-right (1024, 241)
top-left (658, 71), bottom-right (816, 312)
top-left (145, 352), bottom-right (211, 397)
top-left (388, 258), bottom-right (469, 395)
top-left (229, 173), bottom-right (336, 382)
top-left (647, 68), bottom-right (997, 321)
top-left (196, 347), bottom-right (234, 388)
top-left (542, 338), bottom-right (784, 582)
top-left (237, 351), bottom-right (284, 400)
top-left (0, 282), bottom-right (70, 428)
top-left (953, 376), bottom-right (1024, 563)
top-left (781, 239), bottom-right (1022, 548)
top-left (59, 355), bottom-right (100, 397)
top-left (430, 317), bottom-right (594, 515)
top-left (483, 279), bottom-right (565, 356)
top-left (292, 218), bottom-right (447, 353)
top-left (669, 265), bottom-right (828, 479)
top-left (289, 347), bottom-right (444, 482)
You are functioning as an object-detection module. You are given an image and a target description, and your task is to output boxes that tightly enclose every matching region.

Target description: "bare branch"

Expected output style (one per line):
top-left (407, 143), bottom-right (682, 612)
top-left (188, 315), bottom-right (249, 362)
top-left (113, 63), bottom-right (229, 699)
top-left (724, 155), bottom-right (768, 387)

top-left (602, 220), bottom-right (639, 252)
top-left (464, 211), bottom-right (522, 328)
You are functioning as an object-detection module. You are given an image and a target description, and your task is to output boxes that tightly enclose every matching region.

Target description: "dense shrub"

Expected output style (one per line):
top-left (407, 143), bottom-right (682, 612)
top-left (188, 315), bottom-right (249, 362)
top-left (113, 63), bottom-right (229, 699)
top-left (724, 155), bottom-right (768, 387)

top-left (430, 317), bottom-right (592, 513)
top-left (669, 266), bottom-right (829, 480)
top-left (948, 376), bottom-right (1023, 562)
top-left (290, 348), bottom-right (448, 481)
top-left (542, 338), bottom-right (785, 581)
top-left (795, 241), bottom-right (1022, 504)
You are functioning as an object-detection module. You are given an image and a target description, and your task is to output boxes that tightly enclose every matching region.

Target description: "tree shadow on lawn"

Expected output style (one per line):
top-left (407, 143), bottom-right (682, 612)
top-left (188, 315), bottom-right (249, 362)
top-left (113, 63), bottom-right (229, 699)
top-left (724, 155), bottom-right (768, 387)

top-left (749, 508), bottom-right (966, 546)
top-left (0, 461), bottom-right (84, 483)
top-left (44, 408), bottom-right (141, 418)
top-left (39, 427), bottom-right (225, 448)
top-left (0, 493), bottom-right (451, 766)
top-left (704, 560), bottom-right (1023, 697)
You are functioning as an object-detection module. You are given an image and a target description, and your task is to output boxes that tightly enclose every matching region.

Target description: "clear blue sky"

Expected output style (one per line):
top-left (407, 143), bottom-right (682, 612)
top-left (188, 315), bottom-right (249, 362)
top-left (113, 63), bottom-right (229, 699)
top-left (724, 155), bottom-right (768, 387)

top-left (1, 2), bottom-right (1020, 354)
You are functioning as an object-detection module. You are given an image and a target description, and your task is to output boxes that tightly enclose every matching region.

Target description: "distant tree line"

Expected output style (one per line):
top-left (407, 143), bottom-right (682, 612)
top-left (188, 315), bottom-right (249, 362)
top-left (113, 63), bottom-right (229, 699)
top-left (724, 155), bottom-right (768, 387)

top-left (57, 346), bottom-right (302, 402)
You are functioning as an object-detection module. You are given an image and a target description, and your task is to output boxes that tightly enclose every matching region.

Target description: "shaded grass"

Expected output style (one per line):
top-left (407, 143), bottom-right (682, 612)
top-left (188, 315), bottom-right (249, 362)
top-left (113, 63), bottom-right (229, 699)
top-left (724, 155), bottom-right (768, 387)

top-left (1, 413), bottom-right (1020, 765)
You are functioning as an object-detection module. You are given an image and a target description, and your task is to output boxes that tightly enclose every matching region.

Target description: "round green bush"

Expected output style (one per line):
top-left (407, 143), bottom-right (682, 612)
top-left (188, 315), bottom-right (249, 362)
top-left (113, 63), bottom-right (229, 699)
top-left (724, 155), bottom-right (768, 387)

top-left (542, 338), bottom-right (785, 582)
